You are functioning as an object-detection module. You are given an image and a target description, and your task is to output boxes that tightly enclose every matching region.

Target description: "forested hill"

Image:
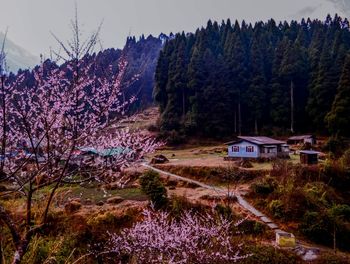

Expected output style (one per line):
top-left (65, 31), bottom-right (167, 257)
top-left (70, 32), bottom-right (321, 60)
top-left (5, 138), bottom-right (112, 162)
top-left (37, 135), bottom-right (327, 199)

top-left (154, 14), bottom-right (350, 138)
top-left (8, 34), bottom-right (164, 111)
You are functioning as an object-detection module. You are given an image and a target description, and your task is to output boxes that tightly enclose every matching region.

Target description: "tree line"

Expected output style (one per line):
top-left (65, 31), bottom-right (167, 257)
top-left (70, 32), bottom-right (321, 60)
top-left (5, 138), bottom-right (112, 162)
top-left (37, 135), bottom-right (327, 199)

top-left (154, 14), bottom-right (350, 138)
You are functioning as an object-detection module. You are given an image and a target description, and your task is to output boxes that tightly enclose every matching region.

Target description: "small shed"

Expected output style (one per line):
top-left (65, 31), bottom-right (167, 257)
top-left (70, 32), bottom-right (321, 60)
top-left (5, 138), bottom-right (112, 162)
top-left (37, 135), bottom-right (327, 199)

top-left (300, 150), bottom-right (319, 165)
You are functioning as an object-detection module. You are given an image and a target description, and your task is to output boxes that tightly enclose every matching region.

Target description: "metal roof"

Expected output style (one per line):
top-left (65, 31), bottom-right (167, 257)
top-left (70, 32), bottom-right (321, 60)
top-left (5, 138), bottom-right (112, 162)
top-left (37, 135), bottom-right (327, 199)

top-left (226, 136), bottom-right (286, 145)
top-left (79, 147), bottom-right (131, 157)
top-left (299, 150), bottom-right (319, 155)
top-left (288, 135), bottom-right (314, 140)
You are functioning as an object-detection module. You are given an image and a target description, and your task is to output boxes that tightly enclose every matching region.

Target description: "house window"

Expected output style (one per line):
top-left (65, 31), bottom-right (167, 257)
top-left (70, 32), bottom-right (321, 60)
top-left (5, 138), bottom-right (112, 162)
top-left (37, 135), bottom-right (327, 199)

top-left (232, 146), bottom-right (239, 152)
top-left (246, 146), bottom-right (254, 153)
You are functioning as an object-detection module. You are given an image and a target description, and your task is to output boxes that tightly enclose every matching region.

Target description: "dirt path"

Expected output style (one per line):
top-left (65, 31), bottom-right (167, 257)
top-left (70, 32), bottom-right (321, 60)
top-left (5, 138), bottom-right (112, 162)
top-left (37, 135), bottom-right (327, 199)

top-left (142, 163), bottom-right (322, 261)
top-left (142, 163), bottom-right (277, 229)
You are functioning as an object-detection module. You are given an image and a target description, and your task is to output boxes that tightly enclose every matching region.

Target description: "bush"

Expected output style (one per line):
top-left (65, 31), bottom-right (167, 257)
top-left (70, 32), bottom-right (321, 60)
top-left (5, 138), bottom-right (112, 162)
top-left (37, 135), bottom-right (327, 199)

top-left (166, 130), bottom-right (186, 145)
top-left (268, 200), bottom-right (285, 219)
top-left (252, 177), bottom-right (276, 195)
top-left (169, 195), bottom-right (193, 219)
top-left (239, 220), bottom-right (266, 235)
top-left (282, 187), bottom-right (309, 220)
top-left (299, 211), bottom-right (332, 246)
top-left (242, 245), bottom-right (301, 264)
top-left (270, 160), bottom-right (292, 178)
top-left (323, 136), bottom-right (346, 157)
top-left (147, 123), bottom-right (159, 132)
top-left (214, 204), bottom-right (235, 220)
top-left (340, 149), bottom-right (350, 169)
top-left (140, 170), bottom-right (168, 209)
top-left (315, 252), bottom-right (350, 264)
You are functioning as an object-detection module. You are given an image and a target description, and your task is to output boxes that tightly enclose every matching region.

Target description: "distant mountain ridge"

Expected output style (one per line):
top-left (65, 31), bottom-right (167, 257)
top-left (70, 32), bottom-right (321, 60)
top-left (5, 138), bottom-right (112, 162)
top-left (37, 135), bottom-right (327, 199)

top-left (0, 32), bottom-right (39, 73)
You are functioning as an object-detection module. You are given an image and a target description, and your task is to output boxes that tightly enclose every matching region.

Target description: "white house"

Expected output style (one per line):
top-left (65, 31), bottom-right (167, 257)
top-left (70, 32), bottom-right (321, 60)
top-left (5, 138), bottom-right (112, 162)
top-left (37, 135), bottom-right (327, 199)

top-left (226, 136), bottom-right (290, 159)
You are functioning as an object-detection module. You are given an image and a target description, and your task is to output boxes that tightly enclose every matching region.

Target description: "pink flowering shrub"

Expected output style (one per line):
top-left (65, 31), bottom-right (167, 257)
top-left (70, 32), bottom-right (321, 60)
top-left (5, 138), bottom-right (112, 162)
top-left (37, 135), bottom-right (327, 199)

top-left (0, 14), bottom-right (161, 263)
top-left (107, 208), bottom-right (251, 263)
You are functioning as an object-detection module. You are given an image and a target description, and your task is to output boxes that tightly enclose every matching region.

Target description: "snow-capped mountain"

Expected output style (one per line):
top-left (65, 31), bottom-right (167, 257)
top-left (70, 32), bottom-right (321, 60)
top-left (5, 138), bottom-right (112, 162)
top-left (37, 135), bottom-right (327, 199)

top-left (0, 32), bottom-right (39, 73)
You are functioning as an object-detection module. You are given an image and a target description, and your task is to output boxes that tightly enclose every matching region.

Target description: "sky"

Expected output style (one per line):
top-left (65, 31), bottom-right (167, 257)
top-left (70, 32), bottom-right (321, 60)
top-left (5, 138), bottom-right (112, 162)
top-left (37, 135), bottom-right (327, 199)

top-left (0, 0), bottom-right (348, 58)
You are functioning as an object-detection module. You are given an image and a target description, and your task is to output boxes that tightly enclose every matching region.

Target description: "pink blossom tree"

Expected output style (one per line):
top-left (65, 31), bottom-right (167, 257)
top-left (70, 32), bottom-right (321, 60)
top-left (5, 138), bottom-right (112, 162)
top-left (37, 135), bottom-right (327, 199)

top-left (104, 208), bottom-right (251, 263)
top-left (0, 13), bottom-right (160, 264)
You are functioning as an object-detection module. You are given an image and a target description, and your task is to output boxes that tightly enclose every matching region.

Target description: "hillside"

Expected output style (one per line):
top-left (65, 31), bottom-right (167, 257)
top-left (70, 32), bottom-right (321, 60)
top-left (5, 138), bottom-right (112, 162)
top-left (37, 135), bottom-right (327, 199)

top-left (4, 34), bottom-right (164, 110)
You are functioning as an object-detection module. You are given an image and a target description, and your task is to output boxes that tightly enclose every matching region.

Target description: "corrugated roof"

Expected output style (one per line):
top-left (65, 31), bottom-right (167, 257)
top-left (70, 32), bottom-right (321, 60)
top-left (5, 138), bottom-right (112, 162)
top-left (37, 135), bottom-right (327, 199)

top-left (226, 136), bottom-right (286, 145)
top-left (288, 135), bottom-right (313, 140)
top-left (79, 147), bottom-right (130, 157)
top-left (238, 136), bottom-right (286, 145)
top-left (300, 150), bottom-right (319, 155)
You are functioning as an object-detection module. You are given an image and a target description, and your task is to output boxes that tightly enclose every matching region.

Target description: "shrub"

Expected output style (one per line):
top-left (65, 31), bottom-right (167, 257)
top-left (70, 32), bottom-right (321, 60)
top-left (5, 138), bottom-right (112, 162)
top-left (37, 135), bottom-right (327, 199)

top-left (321, 160), bottom-right (350, 190)
top-left (140, 170), bottom-right (168, 209)
top-left (242, 245), bottom-right (301, 264)
top-left (282, 187), bottom-right (309, 220)
top-left (268, 200), bottom-right (285, 219)
top-left (315, 252), bottom-right (350, 264)
top-left (299, 211), bottom-right (332, 246)
top-left (300, 208), bottom-right (350, 251)
top-left (107, 208), bottom-right (250, 263)
top-left (169, 195), bottom-right (193, 219)
top-left (147, 123), bottom-right (159, 132)
top-left (239, 220), bottom-right (266, 235)
top-left (323, 136), bottom-right (346, 157)
top-left (340, 148), bottom-right (350, 169)
top-left (214, 204), bottom-right (235, 220)
top-left (252, 177), bottom-right (276, 195)
top-left (270, 160), bottom-right (292, 178)
top-left (166, 130), bottom-right (186, 145)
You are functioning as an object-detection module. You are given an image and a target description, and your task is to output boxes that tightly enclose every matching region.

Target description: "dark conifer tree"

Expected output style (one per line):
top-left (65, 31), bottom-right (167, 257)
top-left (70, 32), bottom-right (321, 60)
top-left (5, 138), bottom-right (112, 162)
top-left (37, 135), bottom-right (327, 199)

top-left (326, 54), bottom-right (350, 136)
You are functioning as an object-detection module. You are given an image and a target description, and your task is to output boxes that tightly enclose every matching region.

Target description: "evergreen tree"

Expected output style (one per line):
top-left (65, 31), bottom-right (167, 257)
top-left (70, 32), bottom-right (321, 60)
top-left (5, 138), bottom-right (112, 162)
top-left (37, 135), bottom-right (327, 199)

top-left (246, 30), bottom-right (267, 134)
top-left (154, 16), bottom-right (350, 138)
top-left (326, 54), bottom-right (350, 136)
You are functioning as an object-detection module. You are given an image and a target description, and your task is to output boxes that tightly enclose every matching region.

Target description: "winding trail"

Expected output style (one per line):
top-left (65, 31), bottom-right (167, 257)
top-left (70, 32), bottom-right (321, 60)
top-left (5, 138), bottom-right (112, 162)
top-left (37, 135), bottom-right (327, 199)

top-left (142, 162), bottom-right (322, 261)
top-left (142, 163), bottom-right (279, 231)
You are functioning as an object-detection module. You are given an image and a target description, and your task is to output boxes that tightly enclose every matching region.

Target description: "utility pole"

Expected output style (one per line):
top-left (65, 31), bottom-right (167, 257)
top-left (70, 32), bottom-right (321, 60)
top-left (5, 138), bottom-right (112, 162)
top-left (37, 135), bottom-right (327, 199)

top-left (290, 80), bottom-right (294, 134)
top-left (238, 90), bottom-right (242, 136)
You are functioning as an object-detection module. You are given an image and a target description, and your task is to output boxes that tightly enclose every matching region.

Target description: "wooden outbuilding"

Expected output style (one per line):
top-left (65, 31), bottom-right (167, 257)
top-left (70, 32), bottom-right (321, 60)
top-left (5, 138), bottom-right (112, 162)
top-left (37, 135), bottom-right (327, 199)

top-left (300, 150), bottom-right (319, 165)
top-left (288, 135), bottom-right (316, 145)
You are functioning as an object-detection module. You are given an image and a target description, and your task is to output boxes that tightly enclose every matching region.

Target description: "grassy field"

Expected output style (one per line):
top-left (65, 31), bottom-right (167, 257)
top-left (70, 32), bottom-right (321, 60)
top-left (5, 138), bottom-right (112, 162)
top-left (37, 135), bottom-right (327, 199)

top-left (151, 144), bottom-right (316, 171)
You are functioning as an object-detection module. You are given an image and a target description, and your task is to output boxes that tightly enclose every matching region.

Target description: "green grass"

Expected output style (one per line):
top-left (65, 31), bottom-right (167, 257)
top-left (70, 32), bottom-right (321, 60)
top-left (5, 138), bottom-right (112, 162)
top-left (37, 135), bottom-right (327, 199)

top-left (151, 145), bottom-right (227, 160)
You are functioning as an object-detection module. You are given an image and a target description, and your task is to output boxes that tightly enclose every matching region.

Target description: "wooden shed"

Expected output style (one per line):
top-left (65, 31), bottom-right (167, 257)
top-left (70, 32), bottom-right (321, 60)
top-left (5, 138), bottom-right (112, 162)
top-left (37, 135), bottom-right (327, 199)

top-left (288, 135), bottom-right (316, 145)
top-left (300, 150), bottom-right (319, 165)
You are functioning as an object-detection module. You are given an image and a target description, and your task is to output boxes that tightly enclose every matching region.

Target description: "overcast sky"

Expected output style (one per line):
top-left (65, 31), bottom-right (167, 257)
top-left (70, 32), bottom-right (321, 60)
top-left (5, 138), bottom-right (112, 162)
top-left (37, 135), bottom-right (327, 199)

top-left (0, 0), bottom-right (348, 57)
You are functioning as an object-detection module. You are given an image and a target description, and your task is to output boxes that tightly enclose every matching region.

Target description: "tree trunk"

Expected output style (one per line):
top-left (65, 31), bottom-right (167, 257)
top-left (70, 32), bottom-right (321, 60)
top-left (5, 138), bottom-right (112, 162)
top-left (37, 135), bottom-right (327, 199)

top-left (333, 223), bottom-right (337, 253)
top-left (0, 238), bottom-right (4, 264)
top-left (238, 97), bottom-right (242, 136)
top-left (234, 109), bottom-right (237, 134)
top-left (290, 80), bottom-right (294, 133)
top-left (182, 87), bottom-right (186, 121)
top-left (1, 75), bottom-right (6, 173)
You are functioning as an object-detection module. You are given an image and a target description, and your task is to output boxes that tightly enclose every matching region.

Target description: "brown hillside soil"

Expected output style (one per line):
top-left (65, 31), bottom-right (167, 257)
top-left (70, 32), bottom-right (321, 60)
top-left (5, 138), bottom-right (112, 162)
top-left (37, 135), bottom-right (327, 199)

top-left (153, 164), bottom-right (266, 185)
